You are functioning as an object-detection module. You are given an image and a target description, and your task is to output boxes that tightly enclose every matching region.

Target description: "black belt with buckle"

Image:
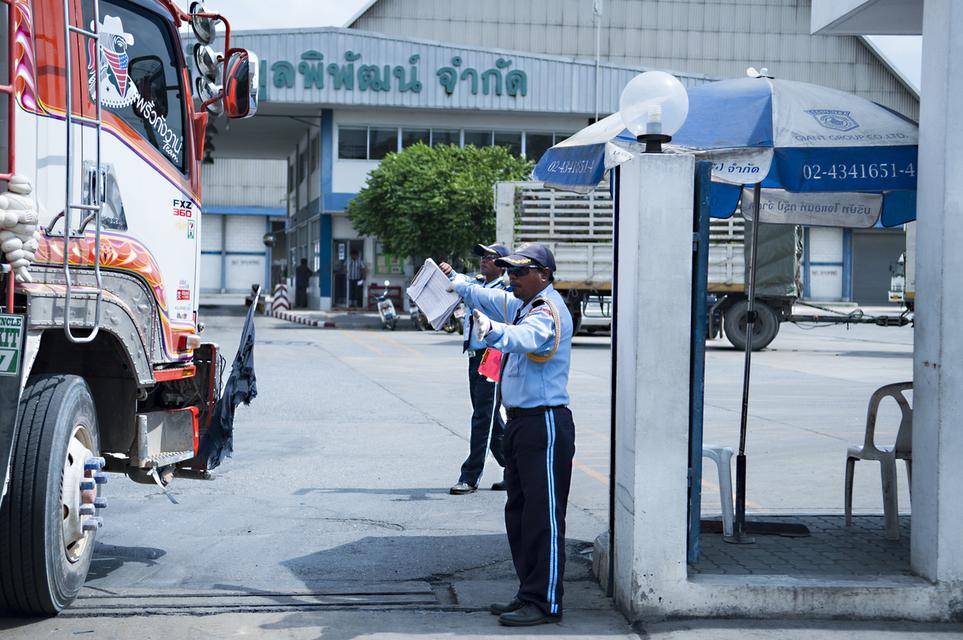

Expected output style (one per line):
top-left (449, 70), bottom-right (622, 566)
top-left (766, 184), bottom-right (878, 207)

top-left (506, 405), bottom-right (566, 420)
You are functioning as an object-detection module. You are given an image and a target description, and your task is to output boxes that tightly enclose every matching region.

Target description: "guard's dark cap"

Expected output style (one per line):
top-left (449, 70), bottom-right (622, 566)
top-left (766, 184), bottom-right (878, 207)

top-left (495, 243), bottom-right (557, 273)
top-left (473, 243), bottom-right (511, 258)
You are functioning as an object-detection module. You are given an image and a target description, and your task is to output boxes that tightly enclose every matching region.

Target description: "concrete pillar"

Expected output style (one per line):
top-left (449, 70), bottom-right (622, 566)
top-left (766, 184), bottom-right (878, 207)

top-left (613, 153), bottom-right (695, 617)
top-left (911, 0), bottom-right (963, 583)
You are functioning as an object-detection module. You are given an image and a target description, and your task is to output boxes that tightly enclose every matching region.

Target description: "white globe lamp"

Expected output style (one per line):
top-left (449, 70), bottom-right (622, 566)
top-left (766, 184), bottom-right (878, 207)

top-left (618, 71), bottom-right (689, 153)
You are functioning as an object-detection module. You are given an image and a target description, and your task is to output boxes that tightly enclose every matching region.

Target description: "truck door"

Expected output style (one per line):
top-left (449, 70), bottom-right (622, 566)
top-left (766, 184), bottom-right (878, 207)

top-left (77, 1), bottom-right (197, 359)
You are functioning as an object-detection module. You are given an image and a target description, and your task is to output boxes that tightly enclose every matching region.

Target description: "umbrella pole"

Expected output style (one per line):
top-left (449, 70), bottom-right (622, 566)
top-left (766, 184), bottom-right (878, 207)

top-left (726, 181), bottom-right (762, 545)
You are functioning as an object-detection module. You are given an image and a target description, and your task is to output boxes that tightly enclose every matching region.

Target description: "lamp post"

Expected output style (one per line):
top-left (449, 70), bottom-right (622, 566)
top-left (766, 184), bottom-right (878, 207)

top-left (603, 72), bottom-right (691, 593)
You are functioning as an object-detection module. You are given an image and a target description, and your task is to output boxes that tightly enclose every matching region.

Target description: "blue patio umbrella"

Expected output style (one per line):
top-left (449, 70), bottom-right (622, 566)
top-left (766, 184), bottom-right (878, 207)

top-left (534, 76), bottom-right (918, 228)
top-left (535, 75), bottom-right (919, 543)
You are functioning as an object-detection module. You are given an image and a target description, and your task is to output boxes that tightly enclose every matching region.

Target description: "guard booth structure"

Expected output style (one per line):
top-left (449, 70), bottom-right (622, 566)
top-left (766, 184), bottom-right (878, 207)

top-left (595, 150), bottom-right (963, 621)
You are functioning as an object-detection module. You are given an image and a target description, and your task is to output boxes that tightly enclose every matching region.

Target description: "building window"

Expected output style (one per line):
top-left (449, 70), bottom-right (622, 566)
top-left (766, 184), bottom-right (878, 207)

top-left (402, 128), bottom-right (430, 148)
top-left (298, 147), bottom-right (308, 184)
top-left (369, 127), bottom-right (399, 159)
top-left (375, 242), bottom-right (403, 275)
top-left (554, 132), bottom-right (576, 144)
top-left (338, 127), bottom-right (367, 159)
top-left (526, 132), bottom-right (554, 161)
top-left (311, 219), bottom-right (321, 272)
top-left (464, 130), bottom-right (492, 147)
top-left (494, 131), bottom-right (522, 156)
top-left (287, 162), bottom-right (295, 194)
top-left (310, 134), bottom-right (320, 169)
top-left (431, 129), bottom-right (460, 147)
top-left (297, 225), bottom-right (308, 263)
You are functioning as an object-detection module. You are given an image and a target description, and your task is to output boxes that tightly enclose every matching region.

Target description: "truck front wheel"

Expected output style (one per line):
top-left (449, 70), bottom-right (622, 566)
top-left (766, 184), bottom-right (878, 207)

top-left (723, 300), bottom-right (780, 351)
top-left (0, 375), bottom-right (101, 615)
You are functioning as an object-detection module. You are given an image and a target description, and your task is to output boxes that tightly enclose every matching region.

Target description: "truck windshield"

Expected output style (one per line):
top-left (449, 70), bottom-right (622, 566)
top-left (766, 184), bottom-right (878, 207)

top-left (84, 1), bottom-right (186, 173)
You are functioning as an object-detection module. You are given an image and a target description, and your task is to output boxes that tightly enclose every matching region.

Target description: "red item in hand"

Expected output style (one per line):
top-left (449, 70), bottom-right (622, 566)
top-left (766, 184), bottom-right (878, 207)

top-left (478, 348), bottom-right (503, 382)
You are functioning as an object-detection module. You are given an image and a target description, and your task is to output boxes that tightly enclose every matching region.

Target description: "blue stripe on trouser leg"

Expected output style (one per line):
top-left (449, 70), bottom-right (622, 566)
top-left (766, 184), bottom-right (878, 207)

top-left (546, 409), bottom-right (559, 614)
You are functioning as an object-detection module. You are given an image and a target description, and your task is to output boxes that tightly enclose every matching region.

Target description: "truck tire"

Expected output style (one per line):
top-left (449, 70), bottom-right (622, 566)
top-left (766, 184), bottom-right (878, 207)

top-left (723, 300), bottom-right (780, 351)
top-left (0, 375), bottom-right (101, 615)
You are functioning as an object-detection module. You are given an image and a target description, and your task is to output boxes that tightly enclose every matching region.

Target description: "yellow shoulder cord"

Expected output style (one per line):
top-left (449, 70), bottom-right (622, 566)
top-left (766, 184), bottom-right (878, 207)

top-left (527, 298), bottom-right (561, 363)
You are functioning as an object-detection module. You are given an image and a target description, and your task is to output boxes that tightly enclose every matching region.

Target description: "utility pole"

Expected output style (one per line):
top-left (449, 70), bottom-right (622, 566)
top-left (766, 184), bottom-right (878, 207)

top-left (594, 0), bottom-right (603, 122)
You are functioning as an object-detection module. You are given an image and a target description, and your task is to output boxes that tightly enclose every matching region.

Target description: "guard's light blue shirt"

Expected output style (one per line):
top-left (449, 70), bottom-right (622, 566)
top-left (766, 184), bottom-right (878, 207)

top-left (462, 274), bottom-right (510, 352)
top-left (451, 273), bottom-right (573, 409)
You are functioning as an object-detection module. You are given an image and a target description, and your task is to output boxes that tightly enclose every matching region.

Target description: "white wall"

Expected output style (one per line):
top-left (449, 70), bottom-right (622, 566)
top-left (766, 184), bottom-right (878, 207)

top-left (613, 153), bottom-right (694, 619)
top-left (202, 158), bottom-right (286, 208)
top-left (912, 0), bottom-right (963, 584)
top-left (200, 213), bottom-right (223, 292)
top-left (199, 214), bottom-right (268, 293)
top-left (808, 227), bottom-right (844, 301)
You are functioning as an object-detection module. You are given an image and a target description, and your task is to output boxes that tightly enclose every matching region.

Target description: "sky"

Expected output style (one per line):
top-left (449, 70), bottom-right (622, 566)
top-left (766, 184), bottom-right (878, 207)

top-left (221, 1), bottom-right (922, 93)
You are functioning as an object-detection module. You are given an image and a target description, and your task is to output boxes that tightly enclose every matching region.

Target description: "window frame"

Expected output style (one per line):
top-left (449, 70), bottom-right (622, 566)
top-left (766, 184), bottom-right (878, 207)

top-left (337, 126), bottom-right (369, 160)
top-left (368, 126), bottom-right (400, 160)
top-left (429, 128), bottom-right (460, 148)
top-left (97, 0), bottom-right (190, 175)
top-left (493, 130), bottom-right (523, 157)
top-left (463, 129), bottom-right (494, 148)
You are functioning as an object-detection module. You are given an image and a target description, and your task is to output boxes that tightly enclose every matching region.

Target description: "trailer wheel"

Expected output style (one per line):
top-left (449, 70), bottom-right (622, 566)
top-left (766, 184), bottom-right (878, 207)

top-left (723, 300), bottom-right (780, 351)
top-left (0, 375), bottom-right (101, 615)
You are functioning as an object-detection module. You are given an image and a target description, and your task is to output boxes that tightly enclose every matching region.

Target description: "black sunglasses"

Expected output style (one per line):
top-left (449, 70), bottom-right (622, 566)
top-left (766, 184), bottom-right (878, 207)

top-left (507, 265), bottom-right (540, 277)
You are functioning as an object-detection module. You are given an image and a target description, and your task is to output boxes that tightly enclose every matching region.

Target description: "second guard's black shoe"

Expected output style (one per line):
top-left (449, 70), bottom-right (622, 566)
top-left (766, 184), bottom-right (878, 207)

top-left (498, 604), bottom-right (561, 626)
top-left (489, 598), bottom-right (524, 615)
top-left (449, 482), bottom-right (477, 495)
top-left (491, 480), bottom-right (507, 491)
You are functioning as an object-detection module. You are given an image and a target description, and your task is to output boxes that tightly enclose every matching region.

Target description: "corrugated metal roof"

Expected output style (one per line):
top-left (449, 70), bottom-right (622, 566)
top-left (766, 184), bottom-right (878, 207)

top-left (202, 158), bottom-right (286, 208)
top-left (231, 27), bottom-right (711, 116)
top-left (349, 0), bottom-right (919, 119)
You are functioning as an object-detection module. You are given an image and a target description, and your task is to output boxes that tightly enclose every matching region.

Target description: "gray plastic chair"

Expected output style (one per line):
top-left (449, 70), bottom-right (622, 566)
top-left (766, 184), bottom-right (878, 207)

top-left (844, 381), bottom-right (913, 540)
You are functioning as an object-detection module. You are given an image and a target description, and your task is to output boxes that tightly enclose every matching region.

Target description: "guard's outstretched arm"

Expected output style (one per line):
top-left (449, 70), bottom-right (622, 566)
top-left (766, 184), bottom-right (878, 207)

top-left (481, 306), bottom-right (556, 355)
top-left (450, 272), bottom-right (520, 323)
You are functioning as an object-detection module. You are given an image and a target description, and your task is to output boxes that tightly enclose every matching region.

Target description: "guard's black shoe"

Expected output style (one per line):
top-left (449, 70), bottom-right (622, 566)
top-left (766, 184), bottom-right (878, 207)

top-left (491, 480), bottom-right (507, 491)
top-left (498, 604), bottom-right (561, 626)
top-left (489, 598), bottom-right (524, 615)
top-left (449, 482), bottom-right (476, 495)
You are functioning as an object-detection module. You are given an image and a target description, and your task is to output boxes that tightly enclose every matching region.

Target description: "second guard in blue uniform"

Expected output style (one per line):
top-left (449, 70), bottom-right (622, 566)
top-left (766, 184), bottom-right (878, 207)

top-left (450, 243), bottom-right (511, 495)
top-left (442, 243), bottom-right (574, 627)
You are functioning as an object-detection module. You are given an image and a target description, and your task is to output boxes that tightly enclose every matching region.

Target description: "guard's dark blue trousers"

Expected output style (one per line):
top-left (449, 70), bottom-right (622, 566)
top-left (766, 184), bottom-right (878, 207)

top-left (503, 406), bottom-right (575, 616)
top-left (459, 351), bottom-right (506, 486)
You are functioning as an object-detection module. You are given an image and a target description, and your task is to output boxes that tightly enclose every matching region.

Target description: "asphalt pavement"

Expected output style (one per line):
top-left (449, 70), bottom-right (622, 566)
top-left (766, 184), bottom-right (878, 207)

top-left (2, 310), bottom-right (960, 639)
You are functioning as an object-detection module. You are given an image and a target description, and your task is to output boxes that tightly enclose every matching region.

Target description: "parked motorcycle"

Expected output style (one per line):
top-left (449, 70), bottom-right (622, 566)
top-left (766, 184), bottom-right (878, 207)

top-left (443, 302), bottom-right (466, 334)
top-left (409, 301), bottom-right (430, 331)
top-left (377, 280), bottom-right (398, 330)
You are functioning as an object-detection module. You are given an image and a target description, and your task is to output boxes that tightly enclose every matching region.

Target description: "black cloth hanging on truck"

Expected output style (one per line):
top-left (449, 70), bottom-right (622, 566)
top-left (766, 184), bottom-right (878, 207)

top-left (197, 289), bottom-right (259, 470)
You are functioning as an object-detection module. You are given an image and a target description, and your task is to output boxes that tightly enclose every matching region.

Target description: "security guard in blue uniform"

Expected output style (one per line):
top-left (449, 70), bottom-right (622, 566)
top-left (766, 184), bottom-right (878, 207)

top-left (440, 243), bottom-right (574, 627)
top-left (450, 243), bottom-right (511, 495)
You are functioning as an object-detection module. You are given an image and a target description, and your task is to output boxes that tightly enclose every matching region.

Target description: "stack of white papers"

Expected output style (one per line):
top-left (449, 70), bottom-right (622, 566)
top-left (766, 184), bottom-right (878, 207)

top-left (406, 259), bottom-right (462, 330)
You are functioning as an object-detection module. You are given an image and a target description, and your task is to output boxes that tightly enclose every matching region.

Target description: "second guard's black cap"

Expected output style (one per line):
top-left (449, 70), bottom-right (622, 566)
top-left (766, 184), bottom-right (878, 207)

top-left (494, 243), bottom-right (557, 273)
top-left (473, 243), bottom-right (511, 258)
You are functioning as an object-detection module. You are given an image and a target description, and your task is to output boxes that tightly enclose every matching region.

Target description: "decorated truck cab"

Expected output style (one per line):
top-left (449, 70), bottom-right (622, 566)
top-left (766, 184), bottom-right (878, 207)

top-left (0, 0), bottom-right (257, 615)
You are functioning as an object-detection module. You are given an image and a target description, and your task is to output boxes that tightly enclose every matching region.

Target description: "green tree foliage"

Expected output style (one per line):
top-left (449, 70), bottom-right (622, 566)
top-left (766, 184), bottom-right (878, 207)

top-left (347, 143), bottom-right (532, 262)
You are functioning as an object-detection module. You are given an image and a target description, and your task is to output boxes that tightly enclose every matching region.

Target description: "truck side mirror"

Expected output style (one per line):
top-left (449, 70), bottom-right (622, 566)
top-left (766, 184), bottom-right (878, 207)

top-left (223, 49), bottom-right (259, 119)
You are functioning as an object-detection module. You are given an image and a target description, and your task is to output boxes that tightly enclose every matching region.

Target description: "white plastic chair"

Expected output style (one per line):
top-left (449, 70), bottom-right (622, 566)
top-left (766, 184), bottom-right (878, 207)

top-left (702, 445), bottom-right (734, 537)
top-left (844, 381), bottom-right (913, 540)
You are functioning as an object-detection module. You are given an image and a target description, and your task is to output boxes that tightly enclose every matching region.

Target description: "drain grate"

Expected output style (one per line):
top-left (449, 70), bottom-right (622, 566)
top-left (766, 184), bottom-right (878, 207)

top-left (70, 582), bottom-right (440, 616)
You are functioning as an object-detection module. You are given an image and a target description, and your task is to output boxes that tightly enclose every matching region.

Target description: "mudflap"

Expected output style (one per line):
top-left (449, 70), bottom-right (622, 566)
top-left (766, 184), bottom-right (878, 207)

top-left (0, 312), bottom-right (26, 505)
